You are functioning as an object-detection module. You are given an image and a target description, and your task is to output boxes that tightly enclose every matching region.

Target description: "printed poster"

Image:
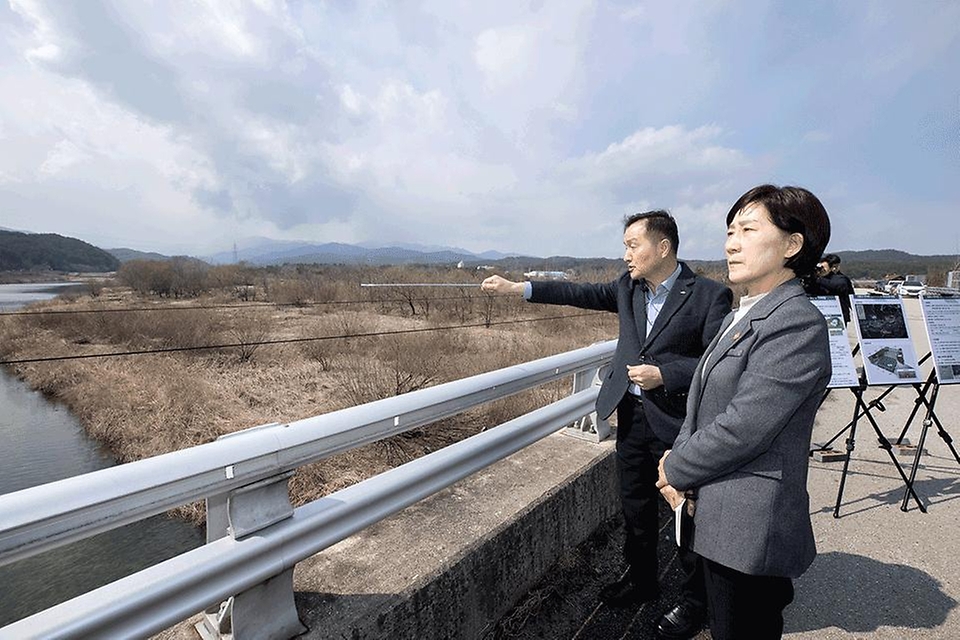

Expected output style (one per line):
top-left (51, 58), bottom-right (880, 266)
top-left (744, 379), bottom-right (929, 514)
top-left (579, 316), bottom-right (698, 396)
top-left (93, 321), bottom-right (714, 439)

top-left (810, 296), bottom-right (859, 388)
top-left (919, 293), bottom-right (960, 385)
top-left (851, 295), bottom-right (922, 385)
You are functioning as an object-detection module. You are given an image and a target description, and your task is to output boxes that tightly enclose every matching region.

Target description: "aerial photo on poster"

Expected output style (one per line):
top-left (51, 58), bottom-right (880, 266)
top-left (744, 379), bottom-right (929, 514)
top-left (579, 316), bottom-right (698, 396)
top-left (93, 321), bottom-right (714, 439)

top-left (852, 295), bottom-right (922, 385)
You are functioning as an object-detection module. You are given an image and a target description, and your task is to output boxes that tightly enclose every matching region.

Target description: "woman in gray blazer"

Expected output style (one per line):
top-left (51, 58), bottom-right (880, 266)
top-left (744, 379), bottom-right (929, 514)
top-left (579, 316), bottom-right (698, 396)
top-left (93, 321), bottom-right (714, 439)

top-left (657, 185), bottom-right (832, 639)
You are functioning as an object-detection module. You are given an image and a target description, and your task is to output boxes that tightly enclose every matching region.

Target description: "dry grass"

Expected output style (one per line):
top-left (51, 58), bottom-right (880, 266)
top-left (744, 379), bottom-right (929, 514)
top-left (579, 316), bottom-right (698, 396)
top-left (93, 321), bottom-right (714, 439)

top-left (1, 268), bottom-right (619, 525)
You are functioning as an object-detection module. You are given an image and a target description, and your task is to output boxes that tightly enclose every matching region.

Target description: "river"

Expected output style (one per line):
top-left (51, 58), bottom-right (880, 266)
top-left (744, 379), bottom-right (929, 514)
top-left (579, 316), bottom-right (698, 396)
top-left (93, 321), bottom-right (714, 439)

top-left (0, 282), bottom-right (205, 626)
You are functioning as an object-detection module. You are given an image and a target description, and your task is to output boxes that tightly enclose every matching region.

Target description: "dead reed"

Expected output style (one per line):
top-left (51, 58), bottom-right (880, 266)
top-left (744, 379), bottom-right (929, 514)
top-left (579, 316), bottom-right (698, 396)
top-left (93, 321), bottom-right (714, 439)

top-left (1, 265), bottom-right (620, 525)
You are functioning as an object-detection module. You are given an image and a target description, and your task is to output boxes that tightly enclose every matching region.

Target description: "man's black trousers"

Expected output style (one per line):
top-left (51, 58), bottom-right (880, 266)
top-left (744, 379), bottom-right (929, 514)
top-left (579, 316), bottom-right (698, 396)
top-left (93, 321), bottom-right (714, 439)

top-left (616, 395), bottom-right (705, 610)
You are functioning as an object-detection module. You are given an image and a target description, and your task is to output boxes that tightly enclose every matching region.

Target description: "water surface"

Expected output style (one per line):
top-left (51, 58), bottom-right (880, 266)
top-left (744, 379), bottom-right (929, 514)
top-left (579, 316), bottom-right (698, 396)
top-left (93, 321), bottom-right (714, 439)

top-left (0, 282), bottom-right (204, 626)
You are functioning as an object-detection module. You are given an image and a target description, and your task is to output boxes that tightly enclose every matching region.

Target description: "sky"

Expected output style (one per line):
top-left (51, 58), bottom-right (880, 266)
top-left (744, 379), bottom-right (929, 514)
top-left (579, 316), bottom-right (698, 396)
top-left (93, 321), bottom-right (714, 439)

top-left (0, 1), bottom-right (957, 261)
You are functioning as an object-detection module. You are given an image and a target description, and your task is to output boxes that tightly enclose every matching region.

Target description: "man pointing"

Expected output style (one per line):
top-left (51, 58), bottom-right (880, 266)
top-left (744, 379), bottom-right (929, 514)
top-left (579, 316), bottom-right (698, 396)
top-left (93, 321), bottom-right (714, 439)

top-left (483, 211), bottom-right (731, 639)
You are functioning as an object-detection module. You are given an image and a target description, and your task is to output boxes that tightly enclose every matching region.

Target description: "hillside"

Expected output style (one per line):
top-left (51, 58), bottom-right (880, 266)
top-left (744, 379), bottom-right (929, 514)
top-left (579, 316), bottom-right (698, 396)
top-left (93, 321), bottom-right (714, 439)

top-left (108, 248), bottom-right (171, 263)
top-left (835, 249), bottom-right (959, 279)
top-left (0, 230), bottom-right (120, 273)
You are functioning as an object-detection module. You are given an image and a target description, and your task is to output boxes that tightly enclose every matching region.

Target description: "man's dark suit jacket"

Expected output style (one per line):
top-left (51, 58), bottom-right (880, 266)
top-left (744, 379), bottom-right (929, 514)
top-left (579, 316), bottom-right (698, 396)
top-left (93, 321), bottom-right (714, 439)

top-left (817, 271), bottom-right (855, 323)
top-left (530, 262), bottom-right (732, 445)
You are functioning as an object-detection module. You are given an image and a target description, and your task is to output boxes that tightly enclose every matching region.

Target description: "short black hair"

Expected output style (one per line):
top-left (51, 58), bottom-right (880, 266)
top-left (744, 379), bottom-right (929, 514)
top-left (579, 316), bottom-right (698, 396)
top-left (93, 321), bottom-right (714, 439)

top-left (822, 253), bottom-right (841, 267)
top-left (623, 210), bottom-right (680, 255)
top-left (726, 185), bottom-right (831, 280)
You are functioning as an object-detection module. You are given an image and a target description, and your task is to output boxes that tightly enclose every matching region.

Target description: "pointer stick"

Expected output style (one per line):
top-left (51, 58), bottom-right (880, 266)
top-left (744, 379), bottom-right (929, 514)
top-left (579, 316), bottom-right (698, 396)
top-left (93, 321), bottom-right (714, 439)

top-left (360, 283), bottom-right (479, 288)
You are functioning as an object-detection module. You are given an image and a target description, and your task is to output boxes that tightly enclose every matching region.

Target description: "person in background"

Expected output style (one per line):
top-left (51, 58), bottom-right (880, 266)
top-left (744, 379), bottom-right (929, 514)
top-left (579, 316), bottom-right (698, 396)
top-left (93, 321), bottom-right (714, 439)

top-left (817, 253), bottom-right (855, 323)
top-left (657, 184), bottom-right (832, 639)
top-left (482, 211), bottom-right (732, 639)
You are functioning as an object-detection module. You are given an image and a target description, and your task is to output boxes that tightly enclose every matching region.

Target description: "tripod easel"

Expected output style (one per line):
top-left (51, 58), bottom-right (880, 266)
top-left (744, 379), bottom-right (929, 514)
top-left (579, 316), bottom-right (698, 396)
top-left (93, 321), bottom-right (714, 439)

top-left (898, 369), bottom-right (960, 511)
top-left (811, 350), bottom-right (931, 454)
top-left (831, 376), bottom-right (926, 518)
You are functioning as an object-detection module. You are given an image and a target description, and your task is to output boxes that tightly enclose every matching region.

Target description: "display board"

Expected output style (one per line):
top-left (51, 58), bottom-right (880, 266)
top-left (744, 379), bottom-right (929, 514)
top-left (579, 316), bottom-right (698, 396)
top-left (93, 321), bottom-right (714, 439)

top-left (851, 295), bottom-right (922, 385)
top-left (810, 296), bottom-right (859, 388)
top-left (919, 292), bottom-right (960, 385)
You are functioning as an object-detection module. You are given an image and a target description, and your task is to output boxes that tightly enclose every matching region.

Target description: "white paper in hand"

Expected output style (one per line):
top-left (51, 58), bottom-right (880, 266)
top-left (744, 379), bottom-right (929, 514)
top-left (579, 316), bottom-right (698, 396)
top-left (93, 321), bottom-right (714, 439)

top-left (674, 498), bottom-right (686, 546)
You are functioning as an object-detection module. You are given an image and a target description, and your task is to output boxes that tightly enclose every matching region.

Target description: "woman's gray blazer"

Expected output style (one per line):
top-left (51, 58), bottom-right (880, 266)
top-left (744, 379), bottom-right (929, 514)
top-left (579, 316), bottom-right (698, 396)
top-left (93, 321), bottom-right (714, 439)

top-left (664, 280), bottom-right (831, 578)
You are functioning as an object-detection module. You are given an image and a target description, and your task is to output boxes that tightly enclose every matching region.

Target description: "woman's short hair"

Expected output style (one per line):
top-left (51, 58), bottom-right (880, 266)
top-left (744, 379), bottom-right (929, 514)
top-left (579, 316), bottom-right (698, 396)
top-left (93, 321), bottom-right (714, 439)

top-left (726, 185), bottom-right (831, 279)
top-left (623, 210), bottom-right (680, 255)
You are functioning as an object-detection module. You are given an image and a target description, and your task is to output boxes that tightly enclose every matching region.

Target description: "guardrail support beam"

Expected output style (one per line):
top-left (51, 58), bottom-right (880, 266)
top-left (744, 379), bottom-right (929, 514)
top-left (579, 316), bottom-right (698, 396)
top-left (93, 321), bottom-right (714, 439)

top-left (564, 364), bottom-right (610, 442)
top-left (197, 471), bottom-right (306, 640)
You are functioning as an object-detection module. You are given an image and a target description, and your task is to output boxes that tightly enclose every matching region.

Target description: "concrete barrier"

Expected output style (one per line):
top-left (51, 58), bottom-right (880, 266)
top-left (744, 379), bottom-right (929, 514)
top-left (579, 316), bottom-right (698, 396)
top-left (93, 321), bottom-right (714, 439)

top-left (156, 431), bottom-right (618, 639)
top-left (297, 432), bottom-right (618, 639)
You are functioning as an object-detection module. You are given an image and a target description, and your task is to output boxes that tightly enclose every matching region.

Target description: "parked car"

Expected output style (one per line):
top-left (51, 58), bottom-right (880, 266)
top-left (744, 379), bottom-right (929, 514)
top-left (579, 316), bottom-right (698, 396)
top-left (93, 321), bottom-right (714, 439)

top-left (885, 279), bottom-right (904, 295)
top-left (899, 280), bottom-right (927, 297)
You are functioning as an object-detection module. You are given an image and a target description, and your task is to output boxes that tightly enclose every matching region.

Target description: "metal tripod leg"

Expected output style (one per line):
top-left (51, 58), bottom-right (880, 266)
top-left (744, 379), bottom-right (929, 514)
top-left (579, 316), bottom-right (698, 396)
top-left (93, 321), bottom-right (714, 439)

top-left (892, 352), bottom-right (935, 445)
top-left (814, 385), bottom-right (891, 454)
top-left (894, 375), bottom-right (934, 445)
top-left (915, 383), bottom-right (960, 465)
top-left (834, 388), bottom-right (926, 517)
top-left (900, 382), bottom-right (960, 511)
top-left (858, 392), bottom-right (926, 514)
top-left (832, 392), bottom-right (860, 518)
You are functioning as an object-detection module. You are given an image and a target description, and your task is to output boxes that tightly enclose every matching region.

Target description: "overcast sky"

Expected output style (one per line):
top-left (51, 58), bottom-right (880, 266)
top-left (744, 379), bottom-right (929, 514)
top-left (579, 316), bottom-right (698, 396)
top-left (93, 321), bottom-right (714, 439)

top-left (1, 1), bottom-right (957, 260)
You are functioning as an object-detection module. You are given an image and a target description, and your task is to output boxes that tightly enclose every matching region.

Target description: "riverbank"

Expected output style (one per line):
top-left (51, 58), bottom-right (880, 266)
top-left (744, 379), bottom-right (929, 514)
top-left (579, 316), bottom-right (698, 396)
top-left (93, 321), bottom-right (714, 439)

top-left (0, 270), bottom-right (113, 284)
top-left (0, 271), bottom-right (72, 284)
top-left (0, 281), bottom-right (617, 524)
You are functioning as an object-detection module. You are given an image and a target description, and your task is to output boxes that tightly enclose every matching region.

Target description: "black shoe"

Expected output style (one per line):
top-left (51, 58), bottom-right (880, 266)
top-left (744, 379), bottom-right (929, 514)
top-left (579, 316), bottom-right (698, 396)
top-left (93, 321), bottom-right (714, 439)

top-left (599, 574), bottom-right (660, 608)
top-left (657, 601), bottom-right (706, 639)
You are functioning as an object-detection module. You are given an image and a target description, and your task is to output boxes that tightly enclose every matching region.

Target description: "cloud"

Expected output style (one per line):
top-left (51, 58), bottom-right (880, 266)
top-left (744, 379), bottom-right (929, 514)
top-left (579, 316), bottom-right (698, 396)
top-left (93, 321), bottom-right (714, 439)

top-left (542, 125), bottom-right (757, 254)
top-left (474, 25), bottom-right (532, 90)
top-left (559, 125), bottom-right (749, 189)
top-left (0, 0), bottom-right (753, 258)
top-left (0, 1), bottom-right (956, 260)
top-left (38, 139), bottom-right (89, 175)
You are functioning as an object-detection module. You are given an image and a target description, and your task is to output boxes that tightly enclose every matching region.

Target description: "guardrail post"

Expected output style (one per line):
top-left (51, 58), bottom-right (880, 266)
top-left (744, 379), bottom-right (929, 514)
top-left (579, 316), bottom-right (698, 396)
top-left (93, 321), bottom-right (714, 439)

top-left (196, 470), bottom-right (306, 640)
top-left (564, 363), bottom-right (610, 442)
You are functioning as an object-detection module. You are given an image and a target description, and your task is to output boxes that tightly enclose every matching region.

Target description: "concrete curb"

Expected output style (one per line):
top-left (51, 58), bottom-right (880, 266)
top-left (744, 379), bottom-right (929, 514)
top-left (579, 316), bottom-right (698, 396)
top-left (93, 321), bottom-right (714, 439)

top-left (294, 431), bottom-right (619, 639)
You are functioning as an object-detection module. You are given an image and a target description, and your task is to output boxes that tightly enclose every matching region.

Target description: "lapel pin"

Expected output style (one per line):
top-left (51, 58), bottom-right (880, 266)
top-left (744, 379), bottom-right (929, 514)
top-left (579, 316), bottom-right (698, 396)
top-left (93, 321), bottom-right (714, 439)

top-left (733, 332), bottom-right (741, 341)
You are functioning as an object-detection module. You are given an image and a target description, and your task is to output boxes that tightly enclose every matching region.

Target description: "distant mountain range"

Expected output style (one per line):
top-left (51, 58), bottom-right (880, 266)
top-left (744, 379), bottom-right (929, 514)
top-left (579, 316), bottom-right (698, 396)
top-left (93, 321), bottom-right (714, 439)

top-left (109, 242), bottom-right (955, 279)
top-left (187, 237), bottom-right (519, 266)
top-left (2, 228), bottom-right (958, 278)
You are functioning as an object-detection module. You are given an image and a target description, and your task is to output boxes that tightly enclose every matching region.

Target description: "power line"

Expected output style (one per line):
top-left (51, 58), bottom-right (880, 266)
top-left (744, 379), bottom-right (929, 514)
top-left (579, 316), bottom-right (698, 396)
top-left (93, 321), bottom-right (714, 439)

top-left (0, 292), bottom-right (501, 316)
top-left (0, 311), bottom-right (608, 365)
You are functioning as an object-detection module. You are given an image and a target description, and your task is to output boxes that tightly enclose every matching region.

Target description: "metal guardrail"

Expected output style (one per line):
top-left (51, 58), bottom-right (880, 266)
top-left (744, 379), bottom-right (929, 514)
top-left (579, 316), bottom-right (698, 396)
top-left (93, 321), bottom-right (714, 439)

top-left (0, 339), bottom-right (616, 567)
top-left (0, 339), bottom-right (616, 639)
